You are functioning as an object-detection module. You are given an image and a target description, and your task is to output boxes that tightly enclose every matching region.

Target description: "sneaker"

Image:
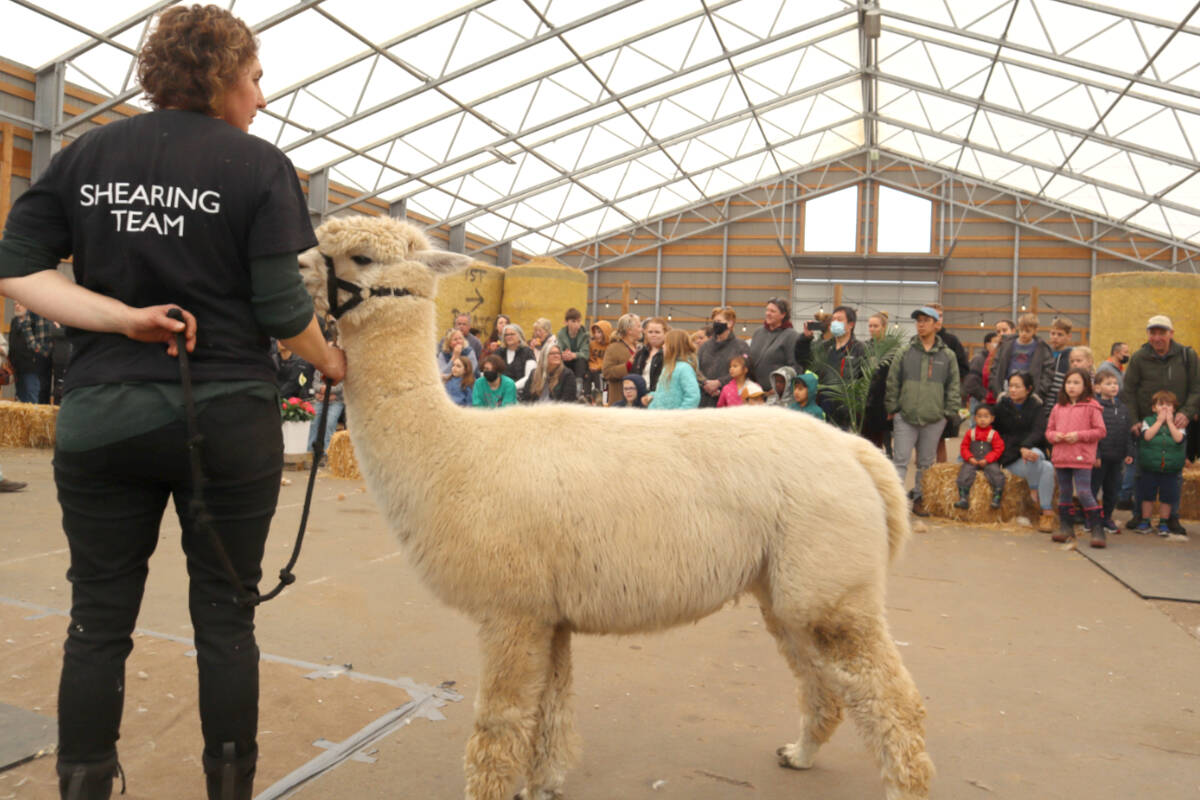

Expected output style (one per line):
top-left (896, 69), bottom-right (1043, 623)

top-left (1165, 515), bottom-right (1188, 535)
top-left (990, 491), bottom-right (1003, 509)
top-left (1102, 517), bottom-right (1119, 533)
top-left (953, 497), bottom-right (969, 510)
top-left (1134, 520), bottom-right (1151, 534)
top-left (0, 479), bottom-right (26, 492)
top-left (911, 497), bottom-right (929, 517)
top-left (1157, 521), bottom-right (1170, 537)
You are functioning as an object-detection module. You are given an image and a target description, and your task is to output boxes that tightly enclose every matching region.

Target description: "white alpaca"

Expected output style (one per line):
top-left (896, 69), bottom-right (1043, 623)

top-left (299, 215), bottom-right (934, 800)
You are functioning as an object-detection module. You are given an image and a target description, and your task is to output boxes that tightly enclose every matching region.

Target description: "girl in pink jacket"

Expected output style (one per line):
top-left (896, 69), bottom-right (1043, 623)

top-left (1045, 368), bottom-right (1107, 546)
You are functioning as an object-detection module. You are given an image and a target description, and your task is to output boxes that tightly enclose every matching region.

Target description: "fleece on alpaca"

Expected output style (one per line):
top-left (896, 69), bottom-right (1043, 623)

top-left (299, 215), bottom-right (934, 800)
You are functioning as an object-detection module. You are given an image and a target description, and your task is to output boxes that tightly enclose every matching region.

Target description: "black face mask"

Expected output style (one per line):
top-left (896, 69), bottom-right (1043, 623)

top-left (482, 370), bottom-right (499, 382)
top-left (1118, 355), bottom-right (1130, 365)
top-left (711, 321), bottom-right (729, 336)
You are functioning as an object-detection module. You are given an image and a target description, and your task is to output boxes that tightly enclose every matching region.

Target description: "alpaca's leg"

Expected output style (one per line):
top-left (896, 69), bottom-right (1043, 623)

top-left (517, 624), bottom-right (580, 800)
top-left (755, 595), bottom-right (844, 770)
top-left (464, 620), bottom-right (553, 800)
top-left (813, 597), bottom-right (935, 800)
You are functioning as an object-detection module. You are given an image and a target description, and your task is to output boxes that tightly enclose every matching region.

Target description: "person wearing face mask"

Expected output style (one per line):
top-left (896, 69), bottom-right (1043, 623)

top-left (1095, 341), bottom-right (1131, 391)
top-left (473, 354), bottom-right (518, 408)
top-left (796, 305), bottom-right (867, 430)
top-left (697, 307), bottom-right (749, 408)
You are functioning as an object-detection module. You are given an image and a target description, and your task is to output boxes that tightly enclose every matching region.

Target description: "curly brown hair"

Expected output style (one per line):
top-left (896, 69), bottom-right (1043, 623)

top-left (137, 4), bottom-right (257, 116)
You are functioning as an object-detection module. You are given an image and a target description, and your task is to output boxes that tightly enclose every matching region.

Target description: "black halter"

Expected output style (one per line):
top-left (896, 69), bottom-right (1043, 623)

top-left (324, 254), bottom-right (413, 320)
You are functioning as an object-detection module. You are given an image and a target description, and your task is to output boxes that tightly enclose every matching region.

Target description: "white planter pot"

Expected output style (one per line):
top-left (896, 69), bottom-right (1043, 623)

top-left (281, 420), bottom-right (310, 455)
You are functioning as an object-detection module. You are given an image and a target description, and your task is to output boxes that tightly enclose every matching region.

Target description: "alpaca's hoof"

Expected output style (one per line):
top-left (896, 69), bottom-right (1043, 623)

top-left (777, 742), bottom-right (816, 770)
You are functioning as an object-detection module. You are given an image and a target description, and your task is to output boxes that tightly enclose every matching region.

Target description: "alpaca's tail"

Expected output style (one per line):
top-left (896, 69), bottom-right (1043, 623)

top-left (853, 436), bottom-right (912, 563)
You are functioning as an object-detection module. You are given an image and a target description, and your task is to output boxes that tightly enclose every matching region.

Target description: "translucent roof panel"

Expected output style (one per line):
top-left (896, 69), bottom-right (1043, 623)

top-left (9, 0), bottom-right (1200, 256)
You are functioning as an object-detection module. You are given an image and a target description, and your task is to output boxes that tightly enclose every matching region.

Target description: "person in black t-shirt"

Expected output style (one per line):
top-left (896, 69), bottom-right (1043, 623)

top-left (0, 7), bottom-right (345, 799)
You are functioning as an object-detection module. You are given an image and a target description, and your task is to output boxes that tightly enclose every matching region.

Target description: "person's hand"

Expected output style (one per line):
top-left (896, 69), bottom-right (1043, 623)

top-left (703, 379), bottom-right (720, 395)
top-left (1124, 456), bottom-right (1133, 465)
top-left (887, 412), bottom-right (895, 420)
top-left (1064, 431), bottom-right (1078, 443)
top-left (1174, 412), bottom-right (1189, 429)
top-left (1131, 421), bottom-right (1143, 435)
top-left (452, 342), bottom-right (463, 357)
top-left (1021, 447), bottom-right (1036, 462)
top-left (1094, 458), bottom-right (1101, 468)
top-left (641, 394), bottom-right (651, 407)
top-left (318, 344), bottom-right (347, 384)
top-left (563, 350), bottom-right (575, 360)
top-left (1157, 407), bottom-right (1169, 423)
top-left (124, 305), bottom-right (196, 356)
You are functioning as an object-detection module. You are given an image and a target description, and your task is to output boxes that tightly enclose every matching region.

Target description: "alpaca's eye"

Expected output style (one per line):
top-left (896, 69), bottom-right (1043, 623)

top-left (322, 255), bottom-right (333, 269)
top-left (351, 255), bottom-right (373, 266)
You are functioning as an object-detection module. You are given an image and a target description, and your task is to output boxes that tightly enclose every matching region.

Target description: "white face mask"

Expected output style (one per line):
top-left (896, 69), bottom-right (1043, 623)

top-left (830, 320), bottom-right (846, 337)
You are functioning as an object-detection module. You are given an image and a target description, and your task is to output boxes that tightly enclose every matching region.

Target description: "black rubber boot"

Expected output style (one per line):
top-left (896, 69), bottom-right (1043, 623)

top-left (953, 488), bottom-right (969, 510)
top-left (1052, 504), bottom-right (1076, 543)
top-left (1086, 509), bottom-right (1106, 549)
top-left (203, 742), bottom-right (256, 800)
top-left (57, 754), bottom-right (122, 800)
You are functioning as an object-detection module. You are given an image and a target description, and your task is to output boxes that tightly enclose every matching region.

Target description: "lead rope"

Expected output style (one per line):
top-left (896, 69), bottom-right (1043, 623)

top-left (168, 309), bottom-right (331, 607)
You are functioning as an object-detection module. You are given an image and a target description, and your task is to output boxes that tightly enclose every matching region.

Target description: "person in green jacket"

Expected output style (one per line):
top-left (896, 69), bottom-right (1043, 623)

top-left (473, 354), bottom-right (518, 408)
top-left (1134, 389), bottom-right (1188, 536)
top-left (1123, 314), bottom-right (1199, 533)
top-left (556, 307), bottom-right (591, 393)
top-left (885, 307), bottom-right (962, 516)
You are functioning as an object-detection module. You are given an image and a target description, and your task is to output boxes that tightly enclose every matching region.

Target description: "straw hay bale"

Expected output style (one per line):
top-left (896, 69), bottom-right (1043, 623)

top-left (1180, 465), bottom-right (1200, 520)
top-left (920, 462), bottom-right (1039, 523)
top-left (0, 400), bottom-right (57, 448)
top-left (327, 430), bottom-right (360, 480)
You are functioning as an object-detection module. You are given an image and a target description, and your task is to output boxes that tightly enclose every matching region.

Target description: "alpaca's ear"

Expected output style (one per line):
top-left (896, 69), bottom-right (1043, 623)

top-left (415, 250), bottom-right (473, 275)
top-left (298, 247), bottom-right (325, 274)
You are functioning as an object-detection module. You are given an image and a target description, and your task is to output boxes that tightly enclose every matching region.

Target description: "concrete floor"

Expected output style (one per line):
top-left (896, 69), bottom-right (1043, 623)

top-left (1, 444), bottom-right (1199, 800)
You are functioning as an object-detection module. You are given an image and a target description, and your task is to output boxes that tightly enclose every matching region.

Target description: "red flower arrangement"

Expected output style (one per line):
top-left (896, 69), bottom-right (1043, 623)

top-left (280, 396), bottom-right (317, 422)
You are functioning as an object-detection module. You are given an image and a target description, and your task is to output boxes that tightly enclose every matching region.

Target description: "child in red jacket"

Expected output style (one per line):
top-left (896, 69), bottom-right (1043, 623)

top-left (955, 404), bottom-right (1006, 509)
top-left (1045, 368), bottom-right (1107, 546)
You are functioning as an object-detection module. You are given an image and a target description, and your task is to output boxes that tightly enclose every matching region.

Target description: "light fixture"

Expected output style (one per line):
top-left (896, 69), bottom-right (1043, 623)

top-left (633, 298), bottom-right (638, 304)
top-left (667, 314), bottom-right (672, 321)
top-left (1020, 304), bottom-right (1026, 311)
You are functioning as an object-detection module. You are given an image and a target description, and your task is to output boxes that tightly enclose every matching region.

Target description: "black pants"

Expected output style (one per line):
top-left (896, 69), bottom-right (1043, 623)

top-left (1091, 457), bottom-right (1124, 519)
top-left (53, 393), bottom-right (282, 765)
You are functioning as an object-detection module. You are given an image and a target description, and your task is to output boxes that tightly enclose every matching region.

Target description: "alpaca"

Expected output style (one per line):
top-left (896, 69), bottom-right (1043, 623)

top-left (298, 215), bottom-right (935, 800)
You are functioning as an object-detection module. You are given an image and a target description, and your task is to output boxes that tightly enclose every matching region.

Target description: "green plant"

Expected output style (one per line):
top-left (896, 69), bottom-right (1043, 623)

top-left (808, 328), bottom-right (905, 434)
top-left (280, 396), bottom-right (316, 422)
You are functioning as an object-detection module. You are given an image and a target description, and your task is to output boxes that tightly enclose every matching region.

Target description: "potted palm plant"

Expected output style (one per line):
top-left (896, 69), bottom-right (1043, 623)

top-left (808, 327), bottom-right (905, 435)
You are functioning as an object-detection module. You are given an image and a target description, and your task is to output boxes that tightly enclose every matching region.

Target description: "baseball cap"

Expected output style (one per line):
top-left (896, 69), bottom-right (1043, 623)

top-left (1146, 314), bottom-right (1173, 330)
top-left (911, 306), bottom-right (940, 320)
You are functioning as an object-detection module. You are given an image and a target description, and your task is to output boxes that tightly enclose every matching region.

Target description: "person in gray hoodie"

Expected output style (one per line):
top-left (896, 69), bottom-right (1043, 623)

top-left (765, 365), bottom-right (796, 407)
top-left (697, 306), bottom-right (750, 408)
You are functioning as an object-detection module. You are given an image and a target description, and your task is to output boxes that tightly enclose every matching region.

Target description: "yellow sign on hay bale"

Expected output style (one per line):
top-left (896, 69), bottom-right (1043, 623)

top-left (433, 261), bottom-right (505, 344)
top-left (1090, 271), bottom-right (1200, 353)
top-left (326, 430), bottom-right (360, 480)
top-left (0, 400), bottom-right (58, 448)
top-left (1180, 465), bottom-right (1200, 520)
top-left (920, 462), bottom-right (1040, 523)
top-left (500, 257), bottom-right (588, 339)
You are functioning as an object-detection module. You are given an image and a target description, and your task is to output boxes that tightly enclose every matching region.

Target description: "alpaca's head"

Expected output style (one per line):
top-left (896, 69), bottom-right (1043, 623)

top-left (299, 215), bottom-right (472, 324)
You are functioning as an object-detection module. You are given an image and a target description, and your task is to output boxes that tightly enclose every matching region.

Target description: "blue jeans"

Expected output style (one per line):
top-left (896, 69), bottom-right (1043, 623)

top-left (1005, 448), bottom-right (1055, 510)
top-left (16, 371), bottom-right (40, 404)
top-left (307, 400), bottom-right (344, 456)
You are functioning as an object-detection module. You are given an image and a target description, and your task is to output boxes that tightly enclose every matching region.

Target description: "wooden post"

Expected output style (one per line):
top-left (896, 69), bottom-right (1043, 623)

top-left (833, 283), bottom-right (843, 309)
top-left (0, 123), bottom-right (12, 234)
top-left (621, 280), bottom-right (630, 315)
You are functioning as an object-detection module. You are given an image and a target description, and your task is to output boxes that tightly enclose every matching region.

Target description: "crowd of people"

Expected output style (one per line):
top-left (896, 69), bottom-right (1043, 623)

top-left (417, 300), bottom-right (1198, 549)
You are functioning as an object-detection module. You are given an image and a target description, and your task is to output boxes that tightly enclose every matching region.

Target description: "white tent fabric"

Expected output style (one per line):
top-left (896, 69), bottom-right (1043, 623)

top-left (5, 0), bottom-right (1200, 256)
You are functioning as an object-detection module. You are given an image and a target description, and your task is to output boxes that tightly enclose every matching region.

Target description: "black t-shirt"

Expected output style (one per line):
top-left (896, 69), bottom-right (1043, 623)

top-left (5, 109), bottom-right (317, 391)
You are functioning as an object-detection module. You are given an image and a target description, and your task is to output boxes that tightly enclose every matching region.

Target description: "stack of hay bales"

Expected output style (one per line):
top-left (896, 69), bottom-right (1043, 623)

top-left (0, 400), bottom-right (57, 447)
top-left (1090, 272), bottom-right (1200, 351)
top-left (1180, 465), bottom-right (1200, 520)
top-left (500, 257), bottom-right (588, 337)
top-left (433, 260), bottom-right (505, 344)
top-left (326, 430), bottom-right (360, 480)
top-left (920, 462), bottom-right (1039, 523)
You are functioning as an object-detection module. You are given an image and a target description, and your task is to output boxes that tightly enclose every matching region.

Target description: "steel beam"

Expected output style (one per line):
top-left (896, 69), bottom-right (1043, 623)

top-left (32, 63), bottom-right (64, 181)
top-left (307, 168), bottom-right (329, 229)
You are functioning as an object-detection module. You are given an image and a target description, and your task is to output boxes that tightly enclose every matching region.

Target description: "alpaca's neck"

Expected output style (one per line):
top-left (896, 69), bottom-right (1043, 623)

top-left (339, 301), bottom-right (454, 494)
